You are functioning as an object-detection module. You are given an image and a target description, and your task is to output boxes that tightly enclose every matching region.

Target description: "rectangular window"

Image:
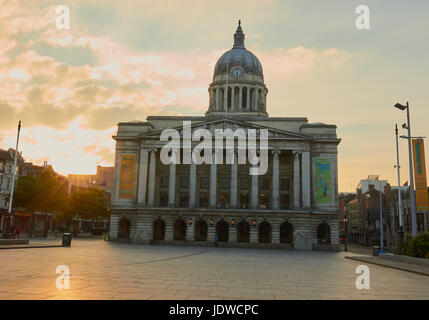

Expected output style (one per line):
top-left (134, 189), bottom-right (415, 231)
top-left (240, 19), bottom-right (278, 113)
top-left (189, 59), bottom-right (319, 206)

top-left (220, 177), bottom-right (230, 189)
top-left (159, 192), bottom-right (168, 207)
top-left (219, 192), bottom-right (229, 208)
top-left (160, 176), bottom-right (169, 188)
top-left (280, 179), bottom-right (290, 191)
top-left (199, 192), bottom-right (209, 208)
top-left (200, 177), bottom-right (209, 189)
top-left (261, 178), bottom-right (270, 190)
top-left (180, 176), bottom-right (189, 188)
top-left (259, 193), bottom-right (270, 209)
top-left (280, 194), bottom-right (290, 209)
top-left (240, 193), bottom-right (249, 209)
top-left (180, 193), bottom-right (189, 207)
top-left (240, 177), bottom-right (249, 189)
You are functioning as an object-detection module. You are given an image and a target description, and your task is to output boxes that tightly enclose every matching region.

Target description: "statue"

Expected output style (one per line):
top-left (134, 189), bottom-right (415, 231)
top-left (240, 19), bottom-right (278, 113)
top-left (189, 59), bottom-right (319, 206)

top-left (209, 90), bottom-right (216, 111)
top-left (257, 93), bottom-right (265, 111)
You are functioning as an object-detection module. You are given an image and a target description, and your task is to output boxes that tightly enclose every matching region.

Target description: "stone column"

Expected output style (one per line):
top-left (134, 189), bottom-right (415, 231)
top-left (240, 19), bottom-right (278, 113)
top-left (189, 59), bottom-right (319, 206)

top-left (137, 148), bottom-right (149, 205)
top-left (301, 151), bottom-right (311, 208)
top-left (246, 87), bottom-right (250, 110)
top-left (168, 162), bottom-right (176, 207)
top-left (251, 165), bottom-right (259, 209)
top-left (209, 151), bottom-right (217, 208)
top-left (215, 87), bottom-right (220, 111)
top-left (189, 160), bottom-right (196, 208)
top-left (238, 86), bottom-right (243, 111)
top-left (254, 86), bottom-right (258, 111)
top-left (223, 86), bottom-right (228, 111)
top-left (230, 151), bottom-right (238, 208)
top-left (147, 148), bottom-right (157, 207)
top-left (293, 151), bottom-right (301, 208)
top-left (272, 150), bottom-right (280, 210)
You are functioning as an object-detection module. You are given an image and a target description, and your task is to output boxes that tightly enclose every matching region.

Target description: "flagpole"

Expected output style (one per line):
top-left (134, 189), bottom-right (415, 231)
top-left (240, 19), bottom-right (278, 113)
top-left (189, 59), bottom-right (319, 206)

top-left (8, 121), bottom-right (21, 220)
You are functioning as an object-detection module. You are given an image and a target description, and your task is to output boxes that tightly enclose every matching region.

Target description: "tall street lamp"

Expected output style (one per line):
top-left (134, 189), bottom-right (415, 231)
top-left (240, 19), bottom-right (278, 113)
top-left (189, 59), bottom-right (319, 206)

top-left (379, 190), bottom-right (384, 251)
top-left (394, 124), bottom-right (404, 240)
top-left (344, 205), bottom-right (348, 252)
top-left (394, 102), bottom-right (418, 237)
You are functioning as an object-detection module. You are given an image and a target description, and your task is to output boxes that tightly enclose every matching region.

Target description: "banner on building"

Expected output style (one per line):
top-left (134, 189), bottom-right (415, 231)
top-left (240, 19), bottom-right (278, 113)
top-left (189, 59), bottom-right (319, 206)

top-left (412, 139), bottom-right (429, 211)
top-left (315, 157), bottom-right (332, 204)
top-left (118, 154), bottom-right (136, 199)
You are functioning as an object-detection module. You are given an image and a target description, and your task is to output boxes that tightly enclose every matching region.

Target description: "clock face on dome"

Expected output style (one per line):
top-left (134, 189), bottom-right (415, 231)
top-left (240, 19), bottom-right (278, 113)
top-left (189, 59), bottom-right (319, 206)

top-left (231, 67), bottom-right (244, 78)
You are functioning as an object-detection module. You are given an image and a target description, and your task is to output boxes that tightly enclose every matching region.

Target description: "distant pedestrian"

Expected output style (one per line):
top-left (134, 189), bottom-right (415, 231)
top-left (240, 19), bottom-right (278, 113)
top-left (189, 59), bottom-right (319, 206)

top-left (15, 225), bottom-right (20, 239)
top-left (10, 225), bottom-right (16, 238)
top-left (214, 234), bottom-right (219, 247)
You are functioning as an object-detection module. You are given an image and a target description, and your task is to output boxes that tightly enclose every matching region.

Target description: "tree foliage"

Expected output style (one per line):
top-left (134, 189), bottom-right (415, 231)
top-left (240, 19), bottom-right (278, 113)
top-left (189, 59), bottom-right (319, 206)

top-left (69, 187), bottom-right (108, 222)
top-left (12, 167), bottom-right (68, 213)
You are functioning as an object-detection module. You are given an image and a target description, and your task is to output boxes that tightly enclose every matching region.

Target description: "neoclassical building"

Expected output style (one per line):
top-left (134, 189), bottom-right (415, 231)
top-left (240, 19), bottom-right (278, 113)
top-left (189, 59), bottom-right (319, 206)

top-left (110, 22), bottom-right (341, 251)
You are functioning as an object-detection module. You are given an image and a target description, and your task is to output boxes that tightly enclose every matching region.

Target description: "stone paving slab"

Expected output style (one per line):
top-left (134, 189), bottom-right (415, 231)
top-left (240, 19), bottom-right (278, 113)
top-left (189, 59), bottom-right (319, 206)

top-left (0, 239), bottom-right (428, 300)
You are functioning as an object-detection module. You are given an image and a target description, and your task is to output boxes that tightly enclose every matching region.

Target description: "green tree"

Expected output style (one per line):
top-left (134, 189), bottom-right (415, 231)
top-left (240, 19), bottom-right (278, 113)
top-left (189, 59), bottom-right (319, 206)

top-left (12, 167), bottom-right (68, 214)
top-left (69, 187), bottom-right (108, 231)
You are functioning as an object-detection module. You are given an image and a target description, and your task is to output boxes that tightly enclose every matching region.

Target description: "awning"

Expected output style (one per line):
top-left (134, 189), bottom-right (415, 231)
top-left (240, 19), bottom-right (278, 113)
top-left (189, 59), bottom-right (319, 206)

top-left (14, 211), bottom-right (33, 217)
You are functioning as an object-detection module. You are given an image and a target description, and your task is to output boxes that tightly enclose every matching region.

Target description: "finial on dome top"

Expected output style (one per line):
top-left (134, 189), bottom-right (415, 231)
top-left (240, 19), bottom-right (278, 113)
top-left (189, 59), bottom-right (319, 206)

top-left (233, 20), bottom-right (245, 49)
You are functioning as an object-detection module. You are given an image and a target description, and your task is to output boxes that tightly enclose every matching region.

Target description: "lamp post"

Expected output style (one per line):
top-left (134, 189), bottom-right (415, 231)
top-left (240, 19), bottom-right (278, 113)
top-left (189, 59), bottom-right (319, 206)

top-left (379, 190), bottom-right (384, 251)
top-left (394, 124), bottom-right (404, 241)
top-left (6, 121), bottom-right (21, 235)
top-left (394, 102), bottom-right (418, 238)
top-left (344, 205), bottom-right (348, 252)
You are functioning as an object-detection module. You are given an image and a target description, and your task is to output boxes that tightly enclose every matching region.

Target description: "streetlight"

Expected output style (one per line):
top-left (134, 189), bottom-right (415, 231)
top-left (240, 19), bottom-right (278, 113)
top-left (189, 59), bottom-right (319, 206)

top-left (344, 206), bottom-right (348, 252)
top-left (379, 190), bottom-right (384, 251)
top-left (394, 102), bottom-right (418, 238)
top-left (394, 124), bottom-right (404, 241)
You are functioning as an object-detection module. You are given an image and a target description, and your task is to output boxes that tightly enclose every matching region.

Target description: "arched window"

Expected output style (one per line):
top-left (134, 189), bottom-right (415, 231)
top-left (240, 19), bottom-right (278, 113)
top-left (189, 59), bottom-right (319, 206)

top-left (280, 222), bottom-right (293, 244)
top-left (174, 219), bottom-right (186, 241)
top-left (258, 221), bottom-right (271, 243)
top-left (118, 218), bottom-right (130, 239)
top-left (153, 218), bottom-right (165, 240)
top-left (216, 220), bottom-right (229, 242)
top-left (237, 221), bottom-right (250, 242)
top-left (194, 220), bottom-right (208, 241)
top-left (317, 223), bottom-right (331, 244)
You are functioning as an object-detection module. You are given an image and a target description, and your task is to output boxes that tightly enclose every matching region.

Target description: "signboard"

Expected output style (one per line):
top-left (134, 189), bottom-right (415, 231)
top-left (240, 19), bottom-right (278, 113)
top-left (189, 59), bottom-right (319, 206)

top-left (315, 157), bottom-right (332, 204)
top-left (412, 139), bottom-right (429, 211)
top-left (118, 154), bottom-right (136, 199)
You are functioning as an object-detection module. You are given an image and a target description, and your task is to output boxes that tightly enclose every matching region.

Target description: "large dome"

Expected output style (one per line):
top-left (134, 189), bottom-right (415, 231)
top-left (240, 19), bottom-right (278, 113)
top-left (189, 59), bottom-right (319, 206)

top-left (207, 21), bottom-right (268, 117)
top-left (213, 21), bottom-right (263, 79)
top-left (213, 48), bottom-right (263, 78)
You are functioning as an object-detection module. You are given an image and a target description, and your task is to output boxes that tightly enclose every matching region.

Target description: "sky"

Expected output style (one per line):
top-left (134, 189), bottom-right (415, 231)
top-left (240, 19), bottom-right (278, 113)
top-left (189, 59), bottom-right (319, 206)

top-left (1, 0), bottom-right (429, 192)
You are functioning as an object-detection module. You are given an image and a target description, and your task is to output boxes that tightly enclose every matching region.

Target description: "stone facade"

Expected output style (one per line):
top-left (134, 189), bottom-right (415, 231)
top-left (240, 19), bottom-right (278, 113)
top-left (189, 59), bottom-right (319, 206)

top-left (109, 22), bottom-right (341, 251)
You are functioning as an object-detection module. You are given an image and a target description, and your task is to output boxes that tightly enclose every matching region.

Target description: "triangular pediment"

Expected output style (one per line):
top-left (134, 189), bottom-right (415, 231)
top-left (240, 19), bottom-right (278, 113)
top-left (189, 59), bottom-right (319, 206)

top-left (141, 118), bottom-right (310, 140)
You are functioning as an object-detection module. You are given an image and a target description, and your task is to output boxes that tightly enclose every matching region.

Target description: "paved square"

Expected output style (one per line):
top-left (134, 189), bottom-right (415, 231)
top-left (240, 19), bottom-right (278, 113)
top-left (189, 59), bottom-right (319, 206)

top-left (0, 239), bottom-right (428, 300)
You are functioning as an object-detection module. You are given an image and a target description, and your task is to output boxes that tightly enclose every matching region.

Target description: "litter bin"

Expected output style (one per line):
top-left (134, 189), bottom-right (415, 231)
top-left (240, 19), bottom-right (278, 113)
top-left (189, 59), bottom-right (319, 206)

top-left (62, 233), bottom-right (72, 247)
top-left (372, 246), bottom-right (380, 256)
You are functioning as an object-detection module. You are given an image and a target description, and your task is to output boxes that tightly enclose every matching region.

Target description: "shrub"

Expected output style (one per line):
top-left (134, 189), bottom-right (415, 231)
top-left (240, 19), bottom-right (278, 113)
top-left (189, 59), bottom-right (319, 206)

top-left (407, 232), bottom-right (429, 258)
